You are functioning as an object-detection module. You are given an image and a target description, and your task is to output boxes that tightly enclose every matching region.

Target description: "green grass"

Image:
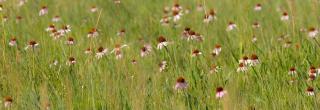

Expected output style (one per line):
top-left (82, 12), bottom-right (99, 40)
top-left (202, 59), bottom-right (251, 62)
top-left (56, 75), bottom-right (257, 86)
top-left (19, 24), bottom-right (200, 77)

top-left (1, 0), bottom-right (320, 109)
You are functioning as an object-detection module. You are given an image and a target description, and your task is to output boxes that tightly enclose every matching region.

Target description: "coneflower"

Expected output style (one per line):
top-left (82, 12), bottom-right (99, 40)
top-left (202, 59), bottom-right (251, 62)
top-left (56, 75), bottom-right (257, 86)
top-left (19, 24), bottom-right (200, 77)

top-left (114, 0), bottom-right (121, 4)
top-left (237, 63), bottom-right (248, 72)
top-left (96, 46), bottom-right (108, 59)
top-left (210, 64), bottom-right (220, 73)
top-left (9, 37), bottom-right (17, 46)
top-left (157, 36), bottom-right (168, 50)
top-left (216, 87), bottom-right (226, 99)
top-left (16, 16), bottom-right (22, 23)
top-left (181, 27), bottom-right (191, 40)
top-left (2, 15), bottom-right (8, 22)
top-left (59, 25), bottom-right (71, 34)
top-left (203, 9), bottom-right (216, 23)
top-left (239, 56), bottom-right (250, 66)
top-left (25, 40), bottom-right (39, 50)
top-left (172, 3), bottom-right (182, 12)
top-left (117, 29), bottom-right (125, 37)
top-left (306, 86), bottom-right (315, 96)
top-left (3, 96), bottom-right (12, 108)
top-left (254, 3), bottom-right (262, 11)
top-left (140, 44), bottom-right (152, 57)
top-left (159, 60), bottom-right (167, 72)
top-left (308, 27), bottom-right (318, 38)
top-left (85, 48), bottom-right (92, 54)
top-left (66, 37), bottom-right (75, 45)
top-left (212, 44), bottom-right (222, 56)
top-left (252, 22), bottom-right (260, 29)
top-left (90, 6), bottom-right (98, 13)
top-left (39, 6), bottom-right (48, 16)
top-left (309, 66), bottom-right (317, 76)
top-left (160, 16), bottom-right (170, 26)
top-left (281, 12), bottom-right (289, 21)
top-left (197, 4), bottom-right (203, 11)
top-left (226, 21), bottom-right (236, 31)
top-left (172, 10), bottom-right (182, 22)
top-left (131, 59), bottom-right (137, 64)
top-left (52, 15), bottom-right (61, 22)
top-left (175, 76), bottom-right (188, 90)
top-left (192, 49), bottom-right (202, 57)
top-left (114, 44), bottom-right (123, 59)
top-left (288, 67), bottom-right (296, 75)
top-left (49, 60), bottom-right (58, 67)
top-left (0, 4), bottom-right (3, 11)
top-left (194, 33), bottom-right (204, 42)
top-left (87, 28), bottom-right (99, 38)
top-left (249, 54), bottom-right (259, 66)
top-left (283, 41), bottom-right (292, 48)
top-left (252, 35), bottom-right (257, 43)
top-left (66, 57), bottom-right (76, 66)
top-left (46, 24), bottom-right (55, 32)
top-left (18, 0), bottom-right (26, 7)
top-left (308, 74), bottom-right (316, 81)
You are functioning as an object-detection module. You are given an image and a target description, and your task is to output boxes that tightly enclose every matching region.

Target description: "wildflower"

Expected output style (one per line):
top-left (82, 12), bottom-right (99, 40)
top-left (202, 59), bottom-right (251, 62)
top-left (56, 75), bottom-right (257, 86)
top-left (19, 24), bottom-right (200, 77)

top-left (160, 16), bottom-right (170, 26)
top-left (288, 67), bottom-right (296, 75)
top-left (50, 29), bottom-right (63, 39)
top-left (239, 56), bottom-right (250, 66)
top-left (16, 16), bottom-right (22, 23)
top-left (306, 87), bottom-right (315, 96)
top-left (203, 9), bottom-right (216, 23)
top-left (159, 61), bottom-right (167, 72)
top-left (66, 57), bottom-right (76, 66)
top-left (172, 3), bottom-right (182, 12)
top-left (59, 25), bottom-right (71, 34)
top-left (87, 28), bottom-right (99, 38)
top-left (283, 41), bottom-right (292, 48)
top-left (194, 33), bottom-right (204, 42)
top-left (96, 46), bottom-right (108, 59)
top-left (181, 27), bottom-right (191, 40)
top-left (66, 37), bottom-right (75, 45)
top-left (45, 24), bottom-right (55, 32)
top-left (117, 29), bottom-right (125, 37)
top-left (197, 4), bottom-right (203, 11)
top-left (308, 74), bottom-right (316, 81)
top-left (52, 15), bottom-right (61, 22)
top-left (281, 12), bottom-right (289, 21)
top-left (0, 4), bottom-right (3, 11)
top-left (249, 54), bottom-right (259, 66)
top-left (2, 15), bottom-right (8, 22)
top-left (175, 76), bottom-right (188, 90)
top-left (157, 36), bottom-right (168, 50)
top-left (252, 36), bottom-right (257, 43)
top-left (252, 22), bottom-right (260, 29)
top-left (172, 10), bottom-right (182, 22)
top-left (9, 37), bottom-right (17, 46)
top-left (25, 40), bottom-right (39, 50)
top-left (90, 6), bottom-right (98, 13)
top-left (39, 6), bottom-right (48, 16)
top-left (3, 96), bottom-right (13, 108)
top-left (85, 48), bottom-right (92, 54)
top-left (18, 0), bottom-right (26, 7)
top-left (308, 27), bottom-right (318, 38)
top-left (289, 78), bottom-right (296, 83)
top-left (131, 59), bottom-right (137, 64)
top-left (212, 44), bottom-right (222, 56)
top-left (114, 0), bottom-right (121, 4)
top-left (309, 66), bottom-right (317, 76)
top-left (210, 64), bottom-right (220, 73)
top-left (140, 44), bottom-right (152, 57)
top-left (254, 3), bottom-right (262, 11)
top-left (237, 63), bottom-right (247, 72)
top-left (216, 87), bottom-right (226, 99)
top-left (192, 49), bottom-right (202, 57)
top-left (226, 21), bottom-right (236, 31)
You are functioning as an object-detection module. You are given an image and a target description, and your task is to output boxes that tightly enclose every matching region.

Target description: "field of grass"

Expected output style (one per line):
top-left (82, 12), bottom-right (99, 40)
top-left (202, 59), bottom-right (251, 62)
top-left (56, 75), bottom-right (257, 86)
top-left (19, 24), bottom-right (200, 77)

top-left (1, 0), bottom-right (320, 109)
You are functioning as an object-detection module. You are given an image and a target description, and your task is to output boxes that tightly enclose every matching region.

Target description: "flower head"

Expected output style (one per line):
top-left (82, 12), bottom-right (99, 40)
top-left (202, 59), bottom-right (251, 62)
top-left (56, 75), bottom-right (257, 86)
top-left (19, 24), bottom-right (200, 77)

top-left (157, 36), bottom-right (168, 50)
top-left (281, 12), bottom-right (289, 21)
top-left (175, 76), bottom-right (188, 90)
top-left (306, 86), bottom-right (315, 96)
top-left (39, 6), bottom-right (48, 16)
top-left (216, 87), bottom-right (226, 99)
top-left (254, 3), bottom-right (262, 11)
top-left (3, 96), bottom-right (12, 108)
top-left (9, 37), bottom-right (17, 46)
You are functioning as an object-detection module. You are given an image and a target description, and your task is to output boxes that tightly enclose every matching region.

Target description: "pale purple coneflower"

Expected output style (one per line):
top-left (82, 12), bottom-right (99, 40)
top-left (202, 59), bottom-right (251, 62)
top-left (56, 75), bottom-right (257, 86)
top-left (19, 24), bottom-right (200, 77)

top-left (157, 36), bottom-right (169, 50)
top-left (192, 49), bottom-right (202, 57)
top-left (0, 4), bottom-right (3, 11)
top-left (196, 4), bottom-right (203, 11)
top-left (2, 15), bottom-right (8, 22)
top-left (308, 74), bottom-right (316, 81)
top-left (16, 16), bottom-right (22, 23)
top-left (212, 44), bottom-right (221, 56)
top-left (252, 22), bottom-right (260, 29)
top-left (288, 67), bottom-right (296, 75)
top-left (194, 33), bottom-right (204, 42)
top-left (239, 56), bottom-right (250, 66)
top-left (252, 36), bottom-right (257, 43)
top-left (52, 15), bottom-right (61, 22)
top-left (66, 57), bottom-right (76, 66)
top-left (39, 6), bottom-right (48, 16)
top-left (281, 12), bottom-right (289, 21)
top-left (140, 44), bottom-right (152, 57)
top-left (3, 96), bottom-right (12, 108)
top-left (90, 6), bottom-right (98, 13)
top-left (25, 40), bottom-right (39, 50)
top-left (172, 10), bottom-right (183, 22)
top-left (117, 29), bottom-right (125, 37)
top-left (9, 37), bottom-right (17, 46)
top-left (18, 0), bottom-right (26, 7)
top-left (308, 27), bottom-right (318, 38)
top-left (58, 25), bottom-right (71, 34)
top-left (249, 54), bottom-right (259, 66)
top-left (226, 21), bottom-right (236, 31)
top-left (254, 3), bottom-right (262, 11)
top-left (283, 41), bottom-right (292, 48)
top-left (96, 46), bottom-right (108, 59)
top-left (172, 3), bottom-right (182, 12)
top-left (131, 59), bottom-right (137, 64)
top-left (159, 60), bottom-right (167, 72)
top-left (203, 9), bottom-right (216, 23)
top-left (50, 29), bottom-right (63, 39)
top-left (87, 28), bottom-right (99, 38)
top-left (160, 16), bottom-right (170, 26)
top-left (175, 76), bottom-right (188, 90)
top-left (114, 0), bottom-right (121, 4)
top-left (237, 63), bottom-right (248, 72)
top-left (309, 66), bottom-right (317, 77)
top-left (210, 64), bottom-right (221, 74)
top-left (181, 27), bottom-right (191, 40)
top-left (65, 37), bottom-right (75, 45)
top-left (216, 87), bottom-right (226, 99)
top-left (110, 44), bottom-right (128, 59)
top-left (45, 24), bottom-right (55, 32)
top-left (306, 87), bottom-right (315, 96)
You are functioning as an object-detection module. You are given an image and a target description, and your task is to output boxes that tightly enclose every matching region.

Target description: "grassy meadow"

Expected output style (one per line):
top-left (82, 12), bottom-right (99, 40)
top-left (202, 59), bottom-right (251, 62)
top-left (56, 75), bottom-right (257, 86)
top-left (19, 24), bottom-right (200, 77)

top-left (1, 0), bottom-right (320, 109)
